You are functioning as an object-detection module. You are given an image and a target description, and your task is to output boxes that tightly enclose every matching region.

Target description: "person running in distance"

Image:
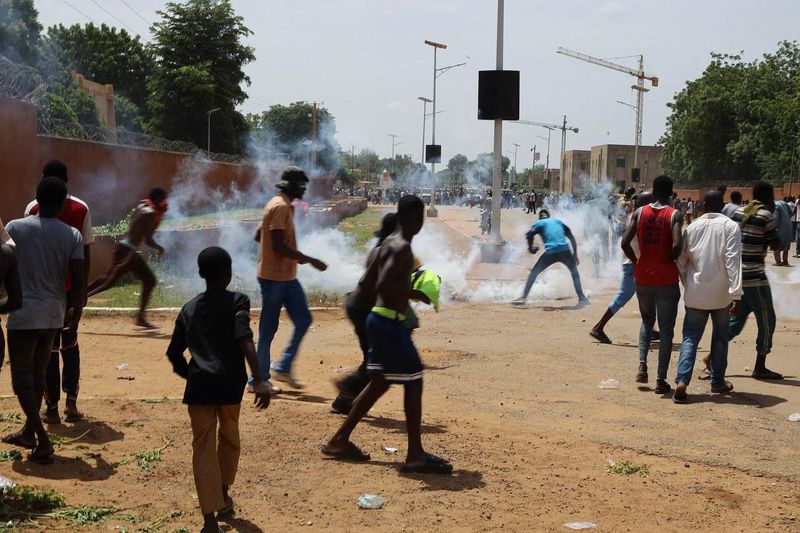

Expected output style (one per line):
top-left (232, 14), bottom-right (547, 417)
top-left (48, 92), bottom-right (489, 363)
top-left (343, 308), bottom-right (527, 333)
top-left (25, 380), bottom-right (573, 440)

top-left (322, 195), bottom-right (451, 475)
top-left (248, 167), bottom-right (327, 392)
top-left (512, 209), bottom-right (588, 306)
top-left (590, 192), bottom-right (654, 344)
top-left (621, 175), bottom-right (683, 394)
top-left (724, 181), bottom-right (784, 379)
top-left (87, 188), bottom-right (168, 328)
top-left (673, 190), bottom-right (741, 403)
top-left (2, 178), bottom-right (85, 463)
top-left (26, 160), bottom-right (94, 424)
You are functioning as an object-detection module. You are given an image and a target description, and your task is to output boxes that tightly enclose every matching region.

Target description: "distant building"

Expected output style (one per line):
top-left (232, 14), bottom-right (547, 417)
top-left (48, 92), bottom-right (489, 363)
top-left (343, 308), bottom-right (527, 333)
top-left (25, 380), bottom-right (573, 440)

top-left (589, 144), bottom-right (663, 193)
top-left (73, 73), bottom-right (116, 133)
top-left (527, 168), bottom-right (560, 190)
top-left (560, 150), bottom-right (591, 194)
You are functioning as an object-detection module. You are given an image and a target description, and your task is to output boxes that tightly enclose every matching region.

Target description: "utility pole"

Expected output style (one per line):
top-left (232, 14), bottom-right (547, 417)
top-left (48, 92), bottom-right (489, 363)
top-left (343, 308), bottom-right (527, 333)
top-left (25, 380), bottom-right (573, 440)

top-left (490, 0), bottom-right (504, 243)
top-left (206, 107), bottom-right (220, 153)
top-left (311, 102), bottom-right (318, 173)
top-left (417, 97), bottom-right (432, 164)
top-left (512, 142), bottom-right (520, 186)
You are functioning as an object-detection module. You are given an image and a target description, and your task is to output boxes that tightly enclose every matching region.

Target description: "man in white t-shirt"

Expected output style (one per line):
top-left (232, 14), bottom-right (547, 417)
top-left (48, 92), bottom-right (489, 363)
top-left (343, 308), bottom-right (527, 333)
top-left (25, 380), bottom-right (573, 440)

top-left (2, 178), bottom-right (85, 463)
top-left (673, 190), bottom-right (742, 403)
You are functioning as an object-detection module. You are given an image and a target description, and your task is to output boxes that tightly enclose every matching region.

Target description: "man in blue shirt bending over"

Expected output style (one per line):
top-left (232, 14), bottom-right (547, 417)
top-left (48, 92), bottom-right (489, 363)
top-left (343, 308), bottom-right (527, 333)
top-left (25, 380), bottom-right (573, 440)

top-left (512, 209), bottom-right (588, 306)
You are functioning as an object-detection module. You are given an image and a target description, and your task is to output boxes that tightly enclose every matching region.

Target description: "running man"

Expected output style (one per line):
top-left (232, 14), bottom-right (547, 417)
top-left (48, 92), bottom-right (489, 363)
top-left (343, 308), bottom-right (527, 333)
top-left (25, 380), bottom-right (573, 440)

top-left (248, 167), bottom-right (327, 392)
top-left (673, 191), bottom-right (741, 403)
top-left (725, 182), bottom-right (783, 379)
top-left (590, 192), bottom-right (653, 344)
top-left (512, 209), bottom-right (588, 306)
top-left (323, 195), bottom-right (451, 474)
top-left (2, 177), bottom-right (85, 463)
top-left (25, 160), bottom-right (94, 423)
top-left (87, 188), bottom-right (168, 328)
top-left (621, 175), bottom-right (683, 394)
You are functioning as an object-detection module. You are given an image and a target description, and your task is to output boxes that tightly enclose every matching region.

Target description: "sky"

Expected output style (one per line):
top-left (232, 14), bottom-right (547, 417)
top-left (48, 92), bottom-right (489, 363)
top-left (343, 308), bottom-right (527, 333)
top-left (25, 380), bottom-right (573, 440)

top-left (34, 0), bottom-right (800, 169)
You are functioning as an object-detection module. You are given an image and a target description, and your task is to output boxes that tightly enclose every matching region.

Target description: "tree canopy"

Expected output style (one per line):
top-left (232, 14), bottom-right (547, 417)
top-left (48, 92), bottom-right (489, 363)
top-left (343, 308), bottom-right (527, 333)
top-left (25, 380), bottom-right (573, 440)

top-left (0, 0), bottom-right (41, 65)
top-left (147, 0), bottom-right (255, 153)
top-left (661, 41), bottom-right (800, 184)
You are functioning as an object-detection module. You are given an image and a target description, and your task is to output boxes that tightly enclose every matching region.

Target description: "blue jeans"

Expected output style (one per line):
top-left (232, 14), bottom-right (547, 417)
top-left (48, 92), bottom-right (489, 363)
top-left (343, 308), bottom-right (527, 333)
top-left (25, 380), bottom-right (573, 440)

top-left (608, 263), bottom-right (636, 313)
top-left (636, 284), bottom-right (680, 380)
top-left (522, 251), bottom-right (586, 300)
top-left (676, 307), bottom-right (729, 386)
top-left (248, 278), bottom-right (312, 383)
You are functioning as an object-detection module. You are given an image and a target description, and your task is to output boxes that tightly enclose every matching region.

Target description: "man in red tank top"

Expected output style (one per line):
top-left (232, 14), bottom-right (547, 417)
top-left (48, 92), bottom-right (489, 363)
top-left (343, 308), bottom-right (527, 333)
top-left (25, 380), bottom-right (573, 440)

top-left (621, 175), bottom-right (683, 394)
top-left (25, 161), bottom-right (94, 424)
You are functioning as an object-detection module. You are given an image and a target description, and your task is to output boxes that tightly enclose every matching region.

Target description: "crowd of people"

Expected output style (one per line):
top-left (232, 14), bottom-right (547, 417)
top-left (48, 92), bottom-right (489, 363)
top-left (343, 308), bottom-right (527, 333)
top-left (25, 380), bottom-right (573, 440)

top-left (1, 161), bottom-right (798, 531)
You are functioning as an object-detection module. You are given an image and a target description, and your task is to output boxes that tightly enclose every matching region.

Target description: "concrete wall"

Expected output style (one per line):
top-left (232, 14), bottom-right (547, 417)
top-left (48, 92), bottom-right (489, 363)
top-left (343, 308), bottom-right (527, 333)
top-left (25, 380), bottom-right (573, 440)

top-left (590, 144), bottom-right (664, 191)
top-left (560, 150), bottom-right (591, 194)
top-left (673, 186), bottom-right (791, 202)
top-left (0, 97), bottom-right (332, 225)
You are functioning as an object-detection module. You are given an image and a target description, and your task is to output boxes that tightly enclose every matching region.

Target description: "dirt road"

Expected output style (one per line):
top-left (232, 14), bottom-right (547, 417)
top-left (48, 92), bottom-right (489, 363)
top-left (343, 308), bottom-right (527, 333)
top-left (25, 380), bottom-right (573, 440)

top-left (0, 206), bottom-right (797, 532)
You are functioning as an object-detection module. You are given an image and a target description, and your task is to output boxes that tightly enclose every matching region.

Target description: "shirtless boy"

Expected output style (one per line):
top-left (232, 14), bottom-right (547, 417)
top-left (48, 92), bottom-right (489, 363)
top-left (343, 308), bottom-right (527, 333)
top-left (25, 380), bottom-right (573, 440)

top-left (87, 188), bottom-right (168, 328)
top-left (322, 195), bottom-right (452, 474)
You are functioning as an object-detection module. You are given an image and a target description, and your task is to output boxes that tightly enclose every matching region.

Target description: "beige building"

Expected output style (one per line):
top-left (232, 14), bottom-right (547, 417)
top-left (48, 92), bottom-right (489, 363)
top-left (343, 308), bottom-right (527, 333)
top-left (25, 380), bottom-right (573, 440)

top-left (589, 144), bottom-right (664, 192)
top-left (74, 73), bottom-right (116, 133)
top-left (560, 150), bottom-right (591, 193)
top-left (526, 168), bottom-right (560, 190)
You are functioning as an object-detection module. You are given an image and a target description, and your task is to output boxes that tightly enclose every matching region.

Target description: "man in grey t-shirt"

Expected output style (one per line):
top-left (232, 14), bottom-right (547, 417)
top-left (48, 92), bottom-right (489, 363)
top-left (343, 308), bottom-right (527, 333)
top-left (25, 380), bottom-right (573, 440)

top-left (2, 177), bottom-right (85, 464)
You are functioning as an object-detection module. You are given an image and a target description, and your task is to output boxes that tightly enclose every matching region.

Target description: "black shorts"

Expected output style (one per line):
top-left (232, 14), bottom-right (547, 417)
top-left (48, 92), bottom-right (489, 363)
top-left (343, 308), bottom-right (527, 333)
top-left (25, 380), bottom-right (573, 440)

top-left (365, 312), bottom-right (423, 383)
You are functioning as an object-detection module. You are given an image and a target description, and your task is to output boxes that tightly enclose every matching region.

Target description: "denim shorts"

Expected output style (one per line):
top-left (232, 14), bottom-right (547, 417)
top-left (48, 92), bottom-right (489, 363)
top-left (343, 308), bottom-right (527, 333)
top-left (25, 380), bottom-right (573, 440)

top-left (365, 312), bottom-right (423, 383)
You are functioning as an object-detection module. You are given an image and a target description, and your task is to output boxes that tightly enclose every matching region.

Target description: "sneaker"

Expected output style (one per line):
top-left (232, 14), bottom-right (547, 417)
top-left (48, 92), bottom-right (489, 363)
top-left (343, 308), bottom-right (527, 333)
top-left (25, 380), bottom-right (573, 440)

top-left (511, 297), bottom-right (527, 307)
top-left (42, 407), bottom-right (61, 425)
top-left (711, 380), bottom-right (734, 393)
top-left (672, 382), bottom-right (688, 404)
top-left (272, 371), bottom-right (305, 389)
top-left (635, 363), bottom-right (648, 383)
top-left (654, 379), bottom-right (672, 394)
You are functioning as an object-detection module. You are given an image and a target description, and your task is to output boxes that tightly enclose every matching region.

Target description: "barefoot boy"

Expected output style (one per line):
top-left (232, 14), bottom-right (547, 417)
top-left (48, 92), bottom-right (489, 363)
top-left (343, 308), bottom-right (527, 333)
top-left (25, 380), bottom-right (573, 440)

top-left (166, 247), bottom-right (271, 532)
top-left (323, 195), bottom-right (452, 475)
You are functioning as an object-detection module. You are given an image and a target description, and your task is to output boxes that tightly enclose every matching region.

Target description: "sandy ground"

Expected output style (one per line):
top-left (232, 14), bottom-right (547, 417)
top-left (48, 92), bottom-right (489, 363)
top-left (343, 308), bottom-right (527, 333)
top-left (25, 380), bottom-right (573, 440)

top-left (0, 206), bottom-right (798, 532)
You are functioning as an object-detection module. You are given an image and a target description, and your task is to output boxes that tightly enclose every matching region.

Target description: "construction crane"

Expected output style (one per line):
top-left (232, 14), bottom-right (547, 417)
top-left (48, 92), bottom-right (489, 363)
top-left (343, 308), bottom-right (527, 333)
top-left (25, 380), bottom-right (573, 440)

top-left (556, 46), bottom-right (658, 176)
top-left (511, 116), bottom-right (579, 153)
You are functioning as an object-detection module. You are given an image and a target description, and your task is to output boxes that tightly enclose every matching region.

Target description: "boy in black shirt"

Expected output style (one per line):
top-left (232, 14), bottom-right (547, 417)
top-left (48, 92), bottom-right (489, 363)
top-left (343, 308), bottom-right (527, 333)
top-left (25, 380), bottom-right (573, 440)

top-left (166, 247), bottom-right (271, 533)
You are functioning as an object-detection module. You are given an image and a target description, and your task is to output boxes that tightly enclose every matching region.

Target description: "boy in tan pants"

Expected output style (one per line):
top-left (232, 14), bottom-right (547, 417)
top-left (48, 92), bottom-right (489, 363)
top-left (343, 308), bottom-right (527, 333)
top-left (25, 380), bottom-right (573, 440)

top-left (166, 247), bottom-right (271, 532)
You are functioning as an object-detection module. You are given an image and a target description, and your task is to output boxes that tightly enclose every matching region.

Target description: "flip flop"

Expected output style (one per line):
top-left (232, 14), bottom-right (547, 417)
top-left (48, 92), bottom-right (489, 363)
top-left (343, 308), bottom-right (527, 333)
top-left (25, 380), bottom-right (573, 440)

top-left (589, 330), bottom-right (612, 344)
top-left (400, 453), bottom-right (453, 475)
top-left (28, 444), bottom-right (55, 465)
top-left (217, 495), bottom-right (234, 516)
top-left (2, 431), bottom-right (36, 449)
top-left (321, 442), bottom-right (370, 462)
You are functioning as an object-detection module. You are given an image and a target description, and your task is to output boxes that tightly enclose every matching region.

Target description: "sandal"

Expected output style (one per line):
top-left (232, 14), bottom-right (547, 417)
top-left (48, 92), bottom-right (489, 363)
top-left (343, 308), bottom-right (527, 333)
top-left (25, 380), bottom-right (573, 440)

top-left (589, 330), bottom-right (612, 344)
top-left (217, 495), bottom-right (234, 516)
top-left (400, 453), bottom-right (453, 475)
top-left (28, 444), bottom-right (55, 465)
top-left (321, 442), bottom-right (371, 462)
top-left (2, 431), bottom-right (36, 449)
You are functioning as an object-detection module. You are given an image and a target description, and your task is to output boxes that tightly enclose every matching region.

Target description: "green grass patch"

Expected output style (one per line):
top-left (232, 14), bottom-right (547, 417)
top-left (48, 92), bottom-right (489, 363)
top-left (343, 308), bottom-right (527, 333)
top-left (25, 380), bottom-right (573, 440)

top-left (0, 413), bottom-right (21, 423)
top-left (49, 504), bottom-right (118, 526)
top-left (0, 450), bottom-right (21, 462)
top-left (0, 485), bottom-right (65, 522)
top-left (606, 460), bottom-right (649, 477)
top-left (336, 206), bottom-right (392, 248)
top-left (113, 438), bottom-right (173, 472)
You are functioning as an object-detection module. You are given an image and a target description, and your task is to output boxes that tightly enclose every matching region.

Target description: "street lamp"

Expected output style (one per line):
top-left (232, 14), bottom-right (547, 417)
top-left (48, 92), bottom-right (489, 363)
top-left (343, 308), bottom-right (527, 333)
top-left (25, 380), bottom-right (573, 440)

top-left (511, 142), bottom-right (521, 186)
top-left (537, 129), bottom-right (554, 188)
top-left (206, 107), bottom-right (221, 153)
top-left (387, 134), bottom-right (405, 172)
top-left (424, 39), bottom-right (466, 216)
top-left (417, 96), bottom-right (433, 164)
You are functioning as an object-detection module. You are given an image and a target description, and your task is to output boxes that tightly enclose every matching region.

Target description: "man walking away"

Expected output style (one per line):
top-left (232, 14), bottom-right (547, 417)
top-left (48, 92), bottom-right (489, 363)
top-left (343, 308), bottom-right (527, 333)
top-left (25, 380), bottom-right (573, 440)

top-left (87, 188), bottom-right (168, 328)
top-left (2, 178), bottom-right (85, 463)
top-left (727, 182), bottom-right (783, 379)
top-left (590, 192), bottom-right (653, 344)
top-left (772, 197), bottom-right (793, 266)
top-left (512, 209), bottom-right (588, 306)
top-left (722, 191), bottom-right (742, 219)
top-left (248, 167), bottom-right (327, 392)
top-left (673, 191), bottom-right (741, 403)
top-left (26, 160), bottom-right (94, 424)
top-left (621, 175), bottom-right (683, 394)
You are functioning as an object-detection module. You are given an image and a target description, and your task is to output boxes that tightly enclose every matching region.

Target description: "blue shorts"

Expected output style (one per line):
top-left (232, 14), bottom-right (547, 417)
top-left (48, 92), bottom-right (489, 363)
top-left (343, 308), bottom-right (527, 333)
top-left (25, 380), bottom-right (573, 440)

top-left (366, 312), bottom-right (423, 383)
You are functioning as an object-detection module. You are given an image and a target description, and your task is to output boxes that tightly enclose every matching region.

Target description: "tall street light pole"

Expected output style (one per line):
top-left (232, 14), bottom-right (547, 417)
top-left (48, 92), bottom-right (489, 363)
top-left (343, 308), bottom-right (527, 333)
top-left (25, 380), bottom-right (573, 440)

top-left (206, 107), bottom-right (220, 153)
top-left (512, 142), bottom-right (520, 187)
top-left (490, 0), bottom-right (504, 243)
top-left (417, 96), bottom-right (432, 164)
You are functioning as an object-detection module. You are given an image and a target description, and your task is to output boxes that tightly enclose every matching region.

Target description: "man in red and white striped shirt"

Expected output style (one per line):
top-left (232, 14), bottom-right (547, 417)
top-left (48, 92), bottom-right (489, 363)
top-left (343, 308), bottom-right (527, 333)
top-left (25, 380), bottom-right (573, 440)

top-left (25, 160), bottom-right (94, 424)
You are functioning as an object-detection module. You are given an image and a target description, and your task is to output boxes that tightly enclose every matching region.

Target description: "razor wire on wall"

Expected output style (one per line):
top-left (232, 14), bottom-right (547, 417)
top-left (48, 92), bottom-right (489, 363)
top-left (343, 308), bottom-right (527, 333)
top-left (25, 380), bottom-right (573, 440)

top-left (0, 55), bottom-right (44, 101)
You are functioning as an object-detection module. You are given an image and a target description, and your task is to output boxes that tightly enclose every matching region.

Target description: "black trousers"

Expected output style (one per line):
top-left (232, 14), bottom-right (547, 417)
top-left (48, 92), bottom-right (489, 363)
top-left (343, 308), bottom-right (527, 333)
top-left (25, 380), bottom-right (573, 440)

top-left (44, 325), bottom-right (80, 408)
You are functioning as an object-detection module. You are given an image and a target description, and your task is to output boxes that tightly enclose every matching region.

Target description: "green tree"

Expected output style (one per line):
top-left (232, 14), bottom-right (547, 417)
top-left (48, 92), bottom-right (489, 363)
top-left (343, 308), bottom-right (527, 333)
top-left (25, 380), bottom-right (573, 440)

top-left (661, 41), bottom-right (800, 184)
top-left (148, 0), bottom-right (254, 153)
top-left (0, 0), bottom-right (42, 65)
top-left (247, 102), bottom-right (340, 171)
top-left (114, 95), bottom-right (144, 131)
top-left (447, 153), bottom-right (469, 181)
top-left (41, 23), bottom-right (154, 112)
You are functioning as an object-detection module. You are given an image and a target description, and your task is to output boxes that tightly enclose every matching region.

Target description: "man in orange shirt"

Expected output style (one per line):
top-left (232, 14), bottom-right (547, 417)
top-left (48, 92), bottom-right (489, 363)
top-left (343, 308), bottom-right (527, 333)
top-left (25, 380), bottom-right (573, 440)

top-left (248, 167), bottom-right (327, 393)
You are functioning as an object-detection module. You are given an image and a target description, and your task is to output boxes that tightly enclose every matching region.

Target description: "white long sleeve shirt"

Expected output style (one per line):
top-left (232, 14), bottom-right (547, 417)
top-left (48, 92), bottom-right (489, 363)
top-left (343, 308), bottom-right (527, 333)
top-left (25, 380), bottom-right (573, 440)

top-left (677, 212), bottom-right (743, 310)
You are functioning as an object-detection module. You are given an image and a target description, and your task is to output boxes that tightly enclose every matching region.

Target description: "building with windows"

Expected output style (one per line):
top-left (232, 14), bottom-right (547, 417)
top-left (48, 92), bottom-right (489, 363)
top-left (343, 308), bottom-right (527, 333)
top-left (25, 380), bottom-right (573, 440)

top-left (589, 144), bottom-right (664, 193)
top-left (560, 150), bottom-right (591, 194)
